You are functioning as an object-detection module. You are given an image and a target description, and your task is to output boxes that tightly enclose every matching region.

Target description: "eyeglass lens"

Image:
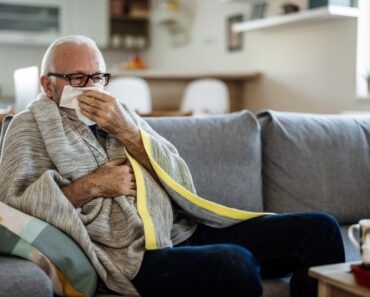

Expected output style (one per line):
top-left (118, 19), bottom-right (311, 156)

top-left (70, 74), bottom-right (108, 87)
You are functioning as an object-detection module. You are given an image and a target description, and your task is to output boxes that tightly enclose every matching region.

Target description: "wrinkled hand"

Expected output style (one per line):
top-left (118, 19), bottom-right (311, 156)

top-left (77, 90), bottom-right (137, 138)
top-left (90, 159), bottom-right (136, 198)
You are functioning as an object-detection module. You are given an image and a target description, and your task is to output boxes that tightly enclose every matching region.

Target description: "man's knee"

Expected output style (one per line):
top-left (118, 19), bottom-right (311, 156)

top-left (208, 244), bottom-right (262, 296)
top-left (304, 212), bottom-right (345, 259)
top-left (220, 244), bottom-right (259, 271)
top-left (307, 212), bottom-right (341, 235)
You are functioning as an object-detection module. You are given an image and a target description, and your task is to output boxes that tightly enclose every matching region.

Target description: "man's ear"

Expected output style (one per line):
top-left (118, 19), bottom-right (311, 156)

top-left (40, 75), bottom-right (52, 98)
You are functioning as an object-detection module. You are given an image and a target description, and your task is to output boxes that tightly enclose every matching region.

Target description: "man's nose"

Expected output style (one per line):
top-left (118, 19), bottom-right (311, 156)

top-left (85, 77), bottom-right (95, 87)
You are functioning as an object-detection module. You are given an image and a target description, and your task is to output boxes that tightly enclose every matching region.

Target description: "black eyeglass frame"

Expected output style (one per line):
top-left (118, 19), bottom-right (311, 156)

top-left (47, 72), bottom-right (111, 87)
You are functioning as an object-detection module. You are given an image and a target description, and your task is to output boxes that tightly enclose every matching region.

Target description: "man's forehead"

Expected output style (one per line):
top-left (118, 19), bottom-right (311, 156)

top-left (53, 43), bottom-right (104, 73)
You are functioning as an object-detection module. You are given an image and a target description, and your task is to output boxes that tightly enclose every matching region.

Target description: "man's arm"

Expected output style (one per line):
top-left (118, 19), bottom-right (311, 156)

top-left (115, 122), bottom-right (160, 183)
top-left (61, 159), bottom-right (136, 208)
top-left (77, 91), bottom-right (159, 183)
top-left (61, 174), bottom-right (97, 208)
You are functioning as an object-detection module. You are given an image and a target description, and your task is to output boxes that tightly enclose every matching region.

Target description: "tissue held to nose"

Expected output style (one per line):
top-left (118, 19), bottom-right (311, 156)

top-left (59, 85), bottom-right (104, 126)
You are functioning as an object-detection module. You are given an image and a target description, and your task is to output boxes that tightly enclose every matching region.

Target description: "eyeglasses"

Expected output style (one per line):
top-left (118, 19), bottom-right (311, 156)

top-left (47, 72), bottom-right (111, 87)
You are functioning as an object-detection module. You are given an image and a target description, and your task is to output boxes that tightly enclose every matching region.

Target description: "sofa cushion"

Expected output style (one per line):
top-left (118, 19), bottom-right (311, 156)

top-left (258, 110), bottom-right (370, 223)
top-left (145, 110), bottom-right (263, 212)
top-left (0, 255), bottom-right (53, 297)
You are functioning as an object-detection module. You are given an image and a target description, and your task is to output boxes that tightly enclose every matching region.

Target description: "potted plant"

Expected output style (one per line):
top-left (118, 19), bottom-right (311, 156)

top-left (367, 71), bottom-right (370, 93)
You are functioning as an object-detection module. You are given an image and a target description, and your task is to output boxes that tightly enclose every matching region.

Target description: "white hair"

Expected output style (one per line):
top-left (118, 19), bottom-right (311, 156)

top-left (40, 35), bottom-right (106, 76)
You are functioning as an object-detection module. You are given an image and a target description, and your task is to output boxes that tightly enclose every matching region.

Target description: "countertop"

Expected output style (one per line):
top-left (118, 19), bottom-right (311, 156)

top-left (110, 70), bottom-right (261, 81)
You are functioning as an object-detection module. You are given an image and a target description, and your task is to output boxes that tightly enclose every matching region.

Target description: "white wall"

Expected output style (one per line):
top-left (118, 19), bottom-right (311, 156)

top-left (147, 0), bottom-right (370, 113)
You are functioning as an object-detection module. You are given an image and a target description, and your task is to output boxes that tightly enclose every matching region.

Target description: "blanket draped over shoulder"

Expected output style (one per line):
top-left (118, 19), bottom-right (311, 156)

top-left (0, 95), bottom-right (270, 296)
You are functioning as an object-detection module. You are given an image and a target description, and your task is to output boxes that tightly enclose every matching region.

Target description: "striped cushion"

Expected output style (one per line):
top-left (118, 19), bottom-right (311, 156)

top-left (0, 201), bottom-right (97, 297)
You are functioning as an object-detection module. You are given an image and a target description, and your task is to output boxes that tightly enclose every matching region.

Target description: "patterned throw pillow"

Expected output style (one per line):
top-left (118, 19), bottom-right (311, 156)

top-left (0, 201), bottom-right (97, 297)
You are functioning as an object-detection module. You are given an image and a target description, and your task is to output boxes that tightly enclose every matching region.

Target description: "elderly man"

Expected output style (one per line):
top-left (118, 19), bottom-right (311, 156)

top-left (0, 35), bottom-right (344, 297)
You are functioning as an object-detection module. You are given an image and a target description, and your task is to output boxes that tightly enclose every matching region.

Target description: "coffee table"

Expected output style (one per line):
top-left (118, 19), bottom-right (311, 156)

top-left (309, 262), bottom-right (370, 297)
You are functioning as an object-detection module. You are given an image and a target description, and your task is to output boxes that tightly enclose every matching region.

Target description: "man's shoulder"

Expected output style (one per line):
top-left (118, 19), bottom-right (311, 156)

top-left (0, 110), bottom-right (43, 157)
top-left (12, 110), bottom-right (34, 120)
top-left (9, 110), bottom-right (36, 125)
top-left (6, 110), bottom-right (38, 135)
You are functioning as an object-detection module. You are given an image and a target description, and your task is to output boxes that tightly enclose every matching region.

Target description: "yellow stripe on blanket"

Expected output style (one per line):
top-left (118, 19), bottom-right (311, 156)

top-left (139, 129), bottom-right (273, 221)
top-left (125, 151), bottom-right (158, 250)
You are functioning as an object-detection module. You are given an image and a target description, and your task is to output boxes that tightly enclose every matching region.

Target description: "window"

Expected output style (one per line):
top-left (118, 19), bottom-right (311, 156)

top-left (356, 0), bottom-right (370, 99)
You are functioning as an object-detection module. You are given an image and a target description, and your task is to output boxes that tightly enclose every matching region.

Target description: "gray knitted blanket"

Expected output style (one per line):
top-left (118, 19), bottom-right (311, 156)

top-left (0, 95), bottom-right (269, 296)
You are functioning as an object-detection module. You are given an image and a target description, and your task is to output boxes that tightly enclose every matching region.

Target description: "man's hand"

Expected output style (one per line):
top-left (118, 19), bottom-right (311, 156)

top-left (77, 90), bottom-right (138, 140)
top-left (61, 159), bottom-right (136, 208)
top-left (77, 90), bottom-right (160, 184)
top-left (90, 159), bottom-right (136, 198)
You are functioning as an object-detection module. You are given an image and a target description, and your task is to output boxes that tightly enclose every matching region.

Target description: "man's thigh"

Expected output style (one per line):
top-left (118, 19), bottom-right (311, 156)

top-left (132, 244), bottom-right (262, 297)
top-left (186, 212), bottom-right (342, 278)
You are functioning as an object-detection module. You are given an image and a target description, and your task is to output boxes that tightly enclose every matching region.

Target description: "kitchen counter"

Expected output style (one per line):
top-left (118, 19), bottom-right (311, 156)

top-left (111, 70), bottom-right (260, 81)
top-left (110, 70), bottom-right (261, 111)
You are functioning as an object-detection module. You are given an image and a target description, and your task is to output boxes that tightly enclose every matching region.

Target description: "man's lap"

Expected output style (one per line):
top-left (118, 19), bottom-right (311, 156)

top-left (178, 212), bottom-right (342, 278)
top-left (132, 212), bottom-right (344, 297)
top-left (132, 244), bottom-right (262, 297)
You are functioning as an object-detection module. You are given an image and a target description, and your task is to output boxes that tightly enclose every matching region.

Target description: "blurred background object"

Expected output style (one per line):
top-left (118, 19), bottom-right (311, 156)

top-left (13, 66), bottom-right (39, 113)
top-left (151, 0), bottom-right (189, 47)
top-left (282, 3), bottom-right (300, 14)
top-left (180, 79), bottom-right (230, 115)
top-left (126, 54), bottom-right (147, 70)
top-left (109, 0), bottom-right (150, 50)
top-left (105, 76), bottom-right (152, 113)
top-left (308, 0), bottom-right (358, 9)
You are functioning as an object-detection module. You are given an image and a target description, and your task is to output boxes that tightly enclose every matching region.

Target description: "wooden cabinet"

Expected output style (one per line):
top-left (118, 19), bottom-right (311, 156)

top-left (109, 0), bottom-right (150, 50)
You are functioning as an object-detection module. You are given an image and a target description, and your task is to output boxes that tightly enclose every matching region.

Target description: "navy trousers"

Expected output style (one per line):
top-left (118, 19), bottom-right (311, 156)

top-left (132, 212), bottom-right (345, 297)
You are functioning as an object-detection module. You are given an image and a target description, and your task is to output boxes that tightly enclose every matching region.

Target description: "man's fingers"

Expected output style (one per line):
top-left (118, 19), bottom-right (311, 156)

top-left (130, 182), bottom-right (136, 190)
top-left (129, 190), bottom-right (137, 198)
top-left (79, 108), bottom-right (99, 122)
top-left (108, 159), bottom-right (126, 166)
top-left (78, 101), bottom-right (98, 115)
top-left (84, 90), bottom-right (112, 103)
top-left (78, 95), bottom-right (104, 110)
top-left (130, 173), bottom-right (136, 182)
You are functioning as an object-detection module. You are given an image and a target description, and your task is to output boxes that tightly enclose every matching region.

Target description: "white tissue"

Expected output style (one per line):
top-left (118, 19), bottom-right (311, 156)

top-left (59, 85), bottom-right (104, 126)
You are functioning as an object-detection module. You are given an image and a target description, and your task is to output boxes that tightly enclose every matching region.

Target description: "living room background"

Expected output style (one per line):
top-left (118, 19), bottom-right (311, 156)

top-left (0, 0), bottom-right (369, 114)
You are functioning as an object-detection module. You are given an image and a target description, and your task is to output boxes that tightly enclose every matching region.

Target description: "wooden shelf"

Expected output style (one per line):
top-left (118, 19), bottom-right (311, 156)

top-left (110, 16), bottom-right (148, 22)
top-left (109, 0), bottom-right (150, 50)
top-left (233, 6), bottom-right (359, 33)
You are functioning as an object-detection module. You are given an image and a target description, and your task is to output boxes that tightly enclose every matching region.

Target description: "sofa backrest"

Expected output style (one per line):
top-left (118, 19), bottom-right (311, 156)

top-left (145, 110), bottom-right (264, 212)
top-left (258, 110), bottom-right (370, 224)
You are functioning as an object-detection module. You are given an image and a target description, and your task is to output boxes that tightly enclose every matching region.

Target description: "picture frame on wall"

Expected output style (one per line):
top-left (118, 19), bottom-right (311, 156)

top-left (250, 2), bottom-right (268, 20)
top-left (227, 14), bottom-right (243, 52)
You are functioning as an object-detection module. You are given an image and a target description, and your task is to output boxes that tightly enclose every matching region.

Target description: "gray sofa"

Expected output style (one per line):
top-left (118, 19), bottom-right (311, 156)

top-left (0, 109), bottom-right (367, 297)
